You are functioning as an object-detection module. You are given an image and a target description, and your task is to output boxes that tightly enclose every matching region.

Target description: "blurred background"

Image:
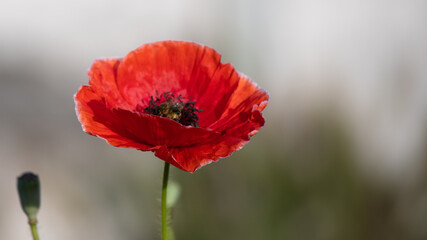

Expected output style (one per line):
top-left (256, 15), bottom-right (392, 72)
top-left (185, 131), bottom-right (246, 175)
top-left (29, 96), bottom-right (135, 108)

top-left (1, 0), bottom-right (427, 239)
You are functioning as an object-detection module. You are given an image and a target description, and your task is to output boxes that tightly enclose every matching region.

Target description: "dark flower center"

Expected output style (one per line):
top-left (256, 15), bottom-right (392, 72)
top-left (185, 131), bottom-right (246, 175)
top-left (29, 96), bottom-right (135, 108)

top-left (143, 91), bottom-right (202, 127)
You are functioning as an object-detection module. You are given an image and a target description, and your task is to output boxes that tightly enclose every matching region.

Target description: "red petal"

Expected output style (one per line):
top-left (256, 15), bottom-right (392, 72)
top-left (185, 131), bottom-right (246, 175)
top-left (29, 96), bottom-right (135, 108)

top-left (155, 136), bottom-right (249, 173)
top-left (88, 58), bottom-right (132, 110)
top-left (154, 99), bottom-right (268, 173)
top-left (115, 41), bottom-right (210, 107)
top-left (207, 74), bottom-right (269, 134)
top-left (115, 41), bottom-right (244, 123)
top-left (74, 86), bottom-right (156, 150)
top-left (75, 86), bottom-right (222, 149)
top-left (110, 109), bottom-right (222, 147)
top-left (154, 146), bottom-right (186, 171)
top-left (193, 63), bottom-right (239, 127)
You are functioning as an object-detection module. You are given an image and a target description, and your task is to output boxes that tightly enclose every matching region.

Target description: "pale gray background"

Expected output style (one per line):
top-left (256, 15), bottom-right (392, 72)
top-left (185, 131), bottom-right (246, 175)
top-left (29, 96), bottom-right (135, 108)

top-left (1, 0), bottom-right (427, 239)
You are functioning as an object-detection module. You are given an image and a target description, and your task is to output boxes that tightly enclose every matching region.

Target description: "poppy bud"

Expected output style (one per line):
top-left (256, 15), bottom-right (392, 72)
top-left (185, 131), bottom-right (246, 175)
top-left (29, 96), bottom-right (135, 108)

top-left (17, 172), bottom-right (40, 221)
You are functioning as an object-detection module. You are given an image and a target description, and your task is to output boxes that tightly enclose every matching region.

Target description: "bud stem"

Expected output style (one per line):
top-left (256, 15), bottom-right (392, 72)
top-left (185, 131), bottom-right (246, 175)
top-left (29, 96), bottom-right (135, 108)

top-left (161, 162), bottom-right (170, 240)
top-left (29, 221), bottom-right (40, 240)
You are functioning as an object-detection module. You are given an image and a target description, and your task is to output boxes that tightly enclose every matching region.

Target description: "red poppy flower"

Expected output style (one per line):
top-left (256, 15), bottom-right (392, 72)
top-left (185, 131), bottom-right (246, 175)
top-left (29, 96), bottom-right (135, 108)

top-left (74, 41), bottom-right (269, 172)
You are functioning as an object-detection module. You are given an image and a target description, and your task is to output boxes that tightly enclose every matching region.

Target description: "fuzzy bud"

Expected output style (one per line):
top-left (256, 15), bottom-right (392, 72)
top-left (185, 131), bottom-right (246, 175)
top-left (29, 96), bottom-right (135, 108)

top-left (17, 172), bottom-right (40, 221)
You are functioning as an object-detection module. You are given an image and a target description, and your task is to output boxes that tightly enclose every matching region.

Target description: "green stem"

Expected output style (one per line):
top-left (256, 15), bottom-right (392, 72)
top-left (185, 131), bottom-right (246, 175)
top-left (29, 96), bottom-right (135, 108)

top-left (29, 220), bottom-right (40, 240)
top-left (161, 162), bottom-right (170, 240)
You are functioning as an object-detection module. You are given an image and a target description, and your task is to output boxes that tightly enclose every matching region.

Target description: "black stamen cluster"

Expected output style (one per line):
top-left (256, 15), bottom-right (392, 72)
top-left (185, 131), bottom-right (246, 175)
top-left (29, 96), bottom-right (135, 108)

top-left (180, 100), bottom-right (204, 127)
top-left (144, 91), bottom-right (203, 127)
